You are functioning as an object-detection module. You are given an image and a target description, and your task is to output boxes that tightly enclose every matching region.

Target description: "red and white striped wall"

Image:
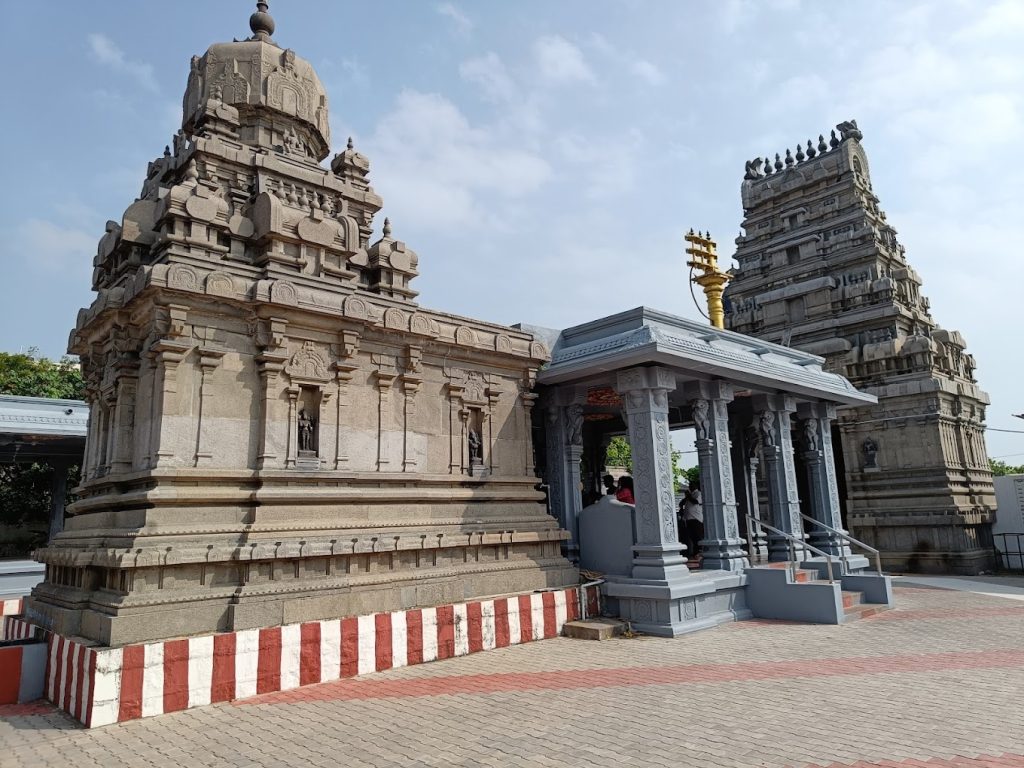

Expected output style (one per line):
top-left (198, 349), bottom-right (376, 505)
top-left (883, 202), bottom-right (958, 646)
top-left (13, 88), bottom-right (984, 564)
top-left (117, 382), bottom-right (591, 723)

top-left (0, 641), bottom-right (48, 704)
top-left (45, 585), bottom-right (601, 728)
top-left (1, 598), bottom-right (23, 617)
top-left (3, 616), bottom-right (38, 642)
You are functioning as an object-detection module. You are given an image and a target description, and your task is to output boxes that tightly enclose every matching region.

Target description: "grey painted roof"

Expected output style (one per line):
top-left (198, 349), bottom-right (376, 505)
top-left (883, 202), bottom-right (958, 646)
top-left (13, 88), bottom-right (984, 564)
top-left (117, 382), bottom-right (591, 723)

top-left (0, 395), bottom-right (89, 437)
top-left (535, 307), bottom-right (876, 407)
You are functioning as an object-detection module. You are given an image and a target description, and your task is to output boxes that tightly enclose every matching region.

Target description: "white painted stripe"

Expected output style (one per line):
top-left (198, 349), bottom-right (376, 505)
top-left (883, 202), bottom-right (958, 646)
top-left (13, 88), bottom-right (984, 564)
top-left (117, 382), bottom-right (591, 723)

top-left (391, 611), bottom-right (407, 670)
top-left (480, 600), bottom-right (496, 651)
top-left (68, 641), bottom-right (80, 717)
top-left (421, 607), bottom-right (438, 662)
top-left (453, 603), bottom-right (470, 657)
top-left (1, 600), bottom-right (20, 616)
top-left (530, 594), bottom-right (545, 640)
top-left (187, 636), bottom-right (214, 709)
top-left (141, 642), bottom-right (165, 718)
top-left (90, 647), bottom-right (123, 728)
top-left (507, 597), bottom-right (521, 645)
top-left (46, 637), bottom-right (59, 701)
top-left (74, 649), bottom-right (90, 722)
top-left (279, 624), bottom-right (302, 691)
top-left (57, 638), bottom-right (71, 707)
top-left (356, 614), bottom-right (376, 676)
top-left (234, 629), bottom-right (260, 700)
top-left (554, 590), bottom-right (568, 631)
top-left (320, 619), bottom-right (341, 683)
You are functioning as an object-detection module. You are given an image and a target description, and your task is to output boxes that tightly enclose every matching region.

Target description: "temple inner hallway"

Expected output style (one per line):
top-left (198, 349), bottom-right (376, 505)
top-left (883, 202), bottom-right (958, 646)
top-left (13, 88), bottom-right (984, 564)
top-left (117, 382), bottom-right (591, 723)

top-left (3, 579), bottom-right (1024, 768)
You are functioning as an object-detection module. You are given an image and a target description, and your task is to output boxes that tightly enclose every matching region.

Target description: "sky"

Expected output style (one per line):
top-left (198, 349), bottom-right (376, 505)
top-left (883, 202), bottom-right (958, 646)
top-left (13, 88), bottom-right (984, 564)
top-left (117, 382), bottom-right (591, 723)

top-left (0, 0), bottom-right (1021, 460)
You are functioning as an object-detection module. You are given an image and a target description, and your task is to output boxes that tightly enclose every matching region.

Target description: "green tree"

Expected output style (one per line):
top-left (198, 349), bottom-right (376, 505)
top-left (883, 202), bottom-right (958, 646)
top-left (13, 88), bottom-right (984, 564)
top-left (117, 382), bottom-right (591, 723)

top-left (0, 349), bottom-right (83, 556)
top-left (603, 436), bottom-right (693, 491)
top-left (990, 458), bottom-right (1024, 476)
top-left (0, 349), bottom-right (84, 399)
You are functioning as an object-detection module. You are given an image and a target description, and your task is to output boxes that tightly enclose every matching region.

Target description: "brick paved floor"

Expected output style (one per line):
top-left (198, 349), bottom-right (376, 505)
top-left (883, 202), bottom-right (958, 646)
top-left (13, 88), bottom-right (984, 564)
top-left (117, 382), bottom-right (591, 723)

top-left (3, 583), bottom-right (1024, 767)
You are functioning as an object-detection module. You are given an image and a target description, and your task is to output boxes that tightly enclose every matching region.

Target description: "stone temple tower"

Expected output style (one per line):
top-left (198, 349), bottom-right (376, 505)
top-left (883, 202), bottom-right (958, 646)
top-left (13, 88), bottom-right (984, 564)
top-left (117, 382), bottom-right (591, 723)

top-left (723, 121), bottom-right (996, 574)
top-left (28, 5), bottom-right (574, 646)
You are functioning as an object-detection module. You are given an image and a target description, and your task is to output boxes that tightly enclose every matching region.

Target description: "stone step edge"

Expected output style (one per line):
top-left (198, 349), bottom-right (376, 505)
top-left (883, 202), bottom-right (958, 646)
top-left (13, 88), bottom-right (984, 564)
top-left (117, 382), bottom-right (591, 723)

top-left (38, 584), bottom-right (600, 729)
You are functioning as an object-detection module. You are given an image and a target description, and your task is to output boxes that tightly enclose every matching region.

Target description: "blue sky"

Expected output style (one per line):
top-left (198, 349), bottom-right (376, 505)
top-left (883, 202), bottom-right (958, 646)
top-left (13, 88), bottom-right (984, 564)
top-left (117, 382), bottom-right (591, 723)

top-left (0, 0), bottom-right (1021, 459)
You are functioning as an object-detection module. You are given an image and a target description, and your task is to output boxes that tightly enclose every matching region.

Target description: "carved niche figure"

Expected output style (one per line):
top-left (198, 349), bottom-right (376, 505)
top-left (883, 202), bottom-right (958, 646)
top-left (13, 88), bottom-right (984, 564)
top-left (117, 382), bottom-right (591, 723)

top-left (298, 408), bottom-right (316, 454)
top-left (862, 437), bottom-right (878, 469)
top-left (467, 427), bottom-right (483, 466)
top-left (802, 418), bottom-right (819, 452)
top-left (692, 399), bottom-right (710, 440)
top-left (758, 411), bottom-right (776, 447)
top-left (565, 404), bottom-right (584, 447)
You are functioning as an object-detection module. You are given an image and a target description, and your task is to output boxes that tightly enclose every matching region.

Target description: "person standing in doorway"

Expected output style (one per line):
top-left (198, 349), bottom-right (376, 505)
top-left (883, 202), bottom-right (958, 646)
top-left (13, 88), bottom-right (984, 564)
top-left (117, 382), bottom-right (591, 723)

top-left (681, 481), bottom-right (703, 563)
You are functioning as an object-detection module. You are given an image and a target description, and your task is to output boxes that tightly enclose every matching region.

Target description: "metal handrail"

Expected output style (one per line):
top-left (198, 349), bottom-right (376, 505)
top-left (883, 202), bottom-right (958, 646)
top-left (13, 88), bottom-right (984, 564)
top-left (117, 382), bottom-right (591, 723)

top-left (746, 515), bottom-right (836, 583)
top-left (800, 514), bottom-right (883, 576)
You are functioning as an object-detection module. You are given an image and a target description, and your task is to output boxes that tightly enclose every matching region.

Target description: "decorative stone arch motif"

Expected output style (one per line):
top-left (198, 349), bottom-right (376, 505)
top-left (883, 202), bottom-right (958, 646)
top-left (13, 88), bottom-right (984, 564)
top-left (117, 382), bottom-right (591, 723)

top-left (344, 295), bottom-right (369, 320)
top-left (409, 312), bottom-right (439, 338)
top-left (530, 341), bottom-right (549, 360)
top-left (286, 341), bottom-right (330, 383)
top-left (384, 308), bottom-right (409, 331)
top-left (455, 326), bottom-right (477, 347)
top-left (494, 334), bottom-right (512, 353)
top-left (168, 265), bottom-right (199, 291)
top-left (205, 271), bottom-right (235, 298)
top-left (270, 280), bottom-right (298, 306)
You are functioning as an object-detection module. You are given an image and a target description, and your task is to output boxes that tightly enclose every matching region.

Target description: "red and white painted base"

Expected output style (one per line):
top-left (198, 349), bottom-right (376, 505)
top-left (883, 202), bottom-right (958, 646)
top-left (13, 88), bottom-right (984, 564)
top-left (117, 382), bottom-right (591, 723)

top-left (43, 585), bottom-right (600, 728)
top-left (1, 597), bottom-right (24, 616)
top-left (3, 616), bottom-right (38, 642)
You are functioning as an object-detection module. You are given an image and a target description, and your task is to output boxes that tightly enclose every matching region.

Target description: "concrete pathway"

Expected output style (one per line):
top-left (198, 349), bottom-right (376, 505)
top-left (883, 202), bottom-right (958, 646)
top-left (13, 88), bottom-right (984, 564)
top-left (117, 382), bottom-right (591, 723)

top-left (894, 574), bottom-right (1024, 602)
top-left (2, 581), bottom-right (1024, 767)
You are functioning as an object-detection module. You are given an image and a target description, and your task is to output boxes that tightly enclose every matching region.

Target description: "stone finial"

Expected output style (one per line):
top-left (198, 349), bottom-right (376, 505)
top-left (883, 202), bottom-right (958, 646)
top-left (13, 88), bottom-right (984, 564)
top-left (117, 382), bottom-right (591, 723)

top-left (817, 134), bottom-right (828, 153)
top-left (763, 153), bottom-right (773, 174)
top-left (806, 139), bottom-right (816, 159)
top-left (249, 1), bottom-right (275, 41)
top-left (829, 129), bottom-right (840, 149)
top-left (382, 217), bottom-right (392, 238)
top-left (784, 148), bottom-right (794, 167)
top-left (774, 153), bottom-right (783, 171)
top-left (795, 143), bottom-right (805, 162)
top-left (347, 136), bottom-right (354, 151)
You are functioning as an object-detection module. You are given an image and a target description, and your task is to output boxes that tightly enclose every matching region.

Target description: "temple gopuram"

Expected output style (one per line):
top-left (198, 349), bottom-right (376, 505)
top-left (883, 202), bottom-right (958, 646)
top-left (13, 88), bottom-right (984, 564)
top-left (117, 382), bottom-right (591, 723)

top-left (724, 122), bottom-right (996, 574)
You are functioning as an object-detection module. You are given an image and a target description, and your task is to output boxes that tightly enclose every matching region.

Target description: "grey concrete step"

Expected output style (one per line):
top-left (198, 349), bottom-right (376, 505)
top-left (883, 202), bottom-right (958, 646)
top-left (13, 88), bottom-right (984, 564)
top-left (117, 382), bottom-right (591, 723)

top-left (563, 618), bottom-right (625, 641)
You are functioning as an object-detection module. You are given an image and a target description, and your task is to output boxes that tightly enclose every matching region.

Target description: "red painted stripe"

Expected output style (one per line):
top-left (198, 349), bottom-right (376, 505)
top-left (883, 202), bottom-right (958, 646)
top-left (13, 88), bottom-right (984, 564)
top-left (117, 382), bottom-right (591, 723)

top-left (374, 613), bottom-right (393, 672)
top-left (61, 638), bottom-right (73, 714)
top-left (256, 627), bottom-right (282, 695)
top-left (299, 623), bottom-right (321, 687)
top-left (436, 605), bottom-right (455, 660)
top-left (211, 633), bottom-right (237, 703)
top-left (517, 595), bottom-right (533, 643)
top-left (0, 646), bottom-right (23, 705)
top-left (467, 602), bottom-right (484, 654)
top-left (340, 617), bottom-right (359, 678)
top-left (565, 588), bottom-right (579, 622)
top-left (493, 599), bottom-right (510, 648)
top-left (541, 592), bottom-right (557, 639)
top-left (118, 645), bottom-right (145, 722)
top-left (84, 649), bottom-right (97, 728)
top-left (73, 643), bottom-right (88, 720)
top-left (406, 610), bottom-right (423, 666)
top-left (162, 639), bottom-right (190, 713)
top-left (586, 586), bottom-right (600, 617)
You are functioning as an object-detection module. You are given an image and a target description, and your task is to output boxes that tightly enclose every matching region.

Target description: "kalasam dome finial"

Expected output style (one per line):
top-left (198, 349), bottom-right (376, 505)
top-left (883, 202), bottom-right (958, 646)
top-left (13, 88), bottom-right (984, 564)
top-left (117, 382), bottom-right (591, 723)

top-left (249, 1), bottom-right (275, 41)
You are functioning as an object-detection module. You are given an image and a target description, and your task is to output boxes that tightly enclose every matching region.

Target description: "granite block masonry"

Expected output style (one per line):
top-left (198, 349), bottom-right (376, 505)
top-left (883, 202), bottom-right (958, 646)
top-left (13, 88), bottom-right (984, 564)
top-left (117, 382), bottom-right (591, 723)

top-left (724, 122), bottom-right (996, 574)
top-left (26, 3), bottom-right (576, 647)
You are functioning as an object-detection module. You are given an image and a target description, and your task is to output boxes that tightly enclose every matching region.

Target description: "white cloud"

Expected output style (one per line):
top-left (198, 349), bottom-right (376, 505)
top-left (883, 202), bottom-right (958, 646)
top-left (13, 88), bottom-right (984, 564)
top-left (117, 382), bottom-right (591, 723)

top-left (460, 53), bottom-right (517, 103)
top-left (436, 3), bottom-right (473, 35)
top-left (15, 219), bottom-right (95, 277)
top-left (630, 60), bottom-right (666, 87)
top-left (364, 91), bottom-right (551, 232)
top-left (588, 33), bottom-right (666, 87)
top-left (535, 36), bottom-right (595, 86)
top-left (87, 33), bottom-right (157, 92)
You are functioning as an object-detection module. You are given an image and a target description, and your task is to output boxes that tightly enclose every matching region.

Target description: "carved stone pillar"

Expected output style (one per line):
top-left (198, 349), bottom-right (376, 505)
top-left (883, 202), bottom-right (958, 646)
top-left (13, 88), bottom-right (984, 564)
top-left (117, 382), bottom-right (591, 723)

top-left (521, 391), bottom-right (538, 476)
top-left (109, 363), bottom-right (139, 474)
top-left (82, 392), bottom-right (100, 481)
top-left (194, 348), bottom-right (224, 467)
top-left (446, 381), bottom-right (465, 474)
top-left (373, 370), bottom-right (395, 471)
top-left (256, 352), bottom-right (287, 470)
top-left (683, 381), bottom-right (747, 571)
top-left (101, 388), bottom-right (117, 475)
top-left (401, 375), bottom-right (421, 472)
top-left (285, 387), bottom-right (299, 468)
top-left (543, 403), bottom-right (569, 551)
top-left (333, 364), bottom-right (356, 469)
top-left (744, 428), bottom-right (768, 561)
top-left (486, 388), bottom-right (501, 472)
top-left (149, 340), bottom-right (189, 469)
top-left (796, 402), bottom-right (849, 557)
top-left (617, 367), bottom-right (688, 580)
top-left (753, 393), bottom-right (805, 561)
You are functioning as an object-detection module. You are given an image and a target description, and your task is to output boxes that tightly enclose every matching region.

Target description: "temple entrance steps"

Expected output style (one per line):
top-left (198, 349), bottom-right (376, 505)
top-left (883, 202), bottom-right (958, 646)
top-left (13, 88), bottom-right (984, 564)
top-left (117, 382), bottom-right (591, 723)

top-left (744, 561), bottom-right (894, 624)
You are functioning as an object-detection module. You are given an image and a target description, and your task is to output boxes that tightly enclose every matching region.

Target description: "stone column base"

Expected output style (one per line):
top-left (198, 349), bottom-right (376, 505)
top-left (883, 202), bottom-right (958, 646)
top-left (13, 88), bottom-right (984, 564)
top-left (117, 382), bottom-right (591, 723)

top-left (604, 572), bottom-right (752, 637)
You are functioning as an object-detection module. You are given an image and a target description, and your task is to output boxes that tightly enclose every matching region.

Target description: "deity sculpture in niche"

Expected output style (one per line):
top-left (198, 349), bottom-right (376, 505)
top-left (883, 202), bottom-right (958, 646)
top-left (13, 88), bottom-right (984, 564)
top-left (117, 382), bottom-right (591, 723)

top-left (298, 407), bottom-right (316, 454)
top-left (862, 437), bottom-right (878, 470)
top-left (468, 427), bottom-right (482, 466)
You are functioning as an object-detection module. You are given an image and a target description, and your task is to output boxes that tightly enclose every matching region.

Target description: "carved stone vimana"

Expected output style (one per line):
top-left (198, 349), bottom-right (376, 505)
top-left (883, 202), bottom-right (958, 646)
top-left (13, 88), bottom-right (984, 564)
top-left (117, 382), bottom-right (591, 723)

top-left (28, 5), bottom-right (574, 646)
top-left (724, 122), bottom-right (996, 574)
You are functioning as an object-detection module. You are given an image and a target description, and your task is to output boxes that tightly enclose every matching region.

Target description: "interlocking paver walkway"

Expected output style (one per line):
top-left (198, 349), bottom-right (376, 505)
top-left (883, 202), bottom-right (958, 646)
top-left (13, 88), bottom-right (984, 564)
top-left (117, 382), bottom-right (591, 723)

top-left (3, 583), bottom-right (1024, 767)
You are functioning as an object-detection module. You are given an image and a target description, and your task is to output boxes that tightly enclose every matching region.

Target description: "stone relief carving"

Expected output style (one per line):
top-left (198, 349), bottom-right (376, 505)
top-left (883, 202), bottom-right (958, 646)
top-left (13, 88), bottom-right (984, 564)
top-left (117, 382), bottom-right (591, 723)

top-left (343, 296), bottom-right (369, 320)
top-left (298, 408), bottom-right (317, 453)
top-left (168, 265), bottom-right (199, 291)
top-left (862, 437), bottom-right (878, 469)
top-left (287, 341), bottom-right (329, 382)
top-left (205, 271), bottom-right (235, 297)
top-left (565, 404), bottom-right (584, 447)
top-left (758, 411), bottom-right (776, 447)
top-left (802, 418), bottom-right (819, 452)
top-left (467, 428), bottom-right (482, 466)
top-left (692, 399), bottom-right (710, 440)
top-left (270, 280), bottom-right (298, 306)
